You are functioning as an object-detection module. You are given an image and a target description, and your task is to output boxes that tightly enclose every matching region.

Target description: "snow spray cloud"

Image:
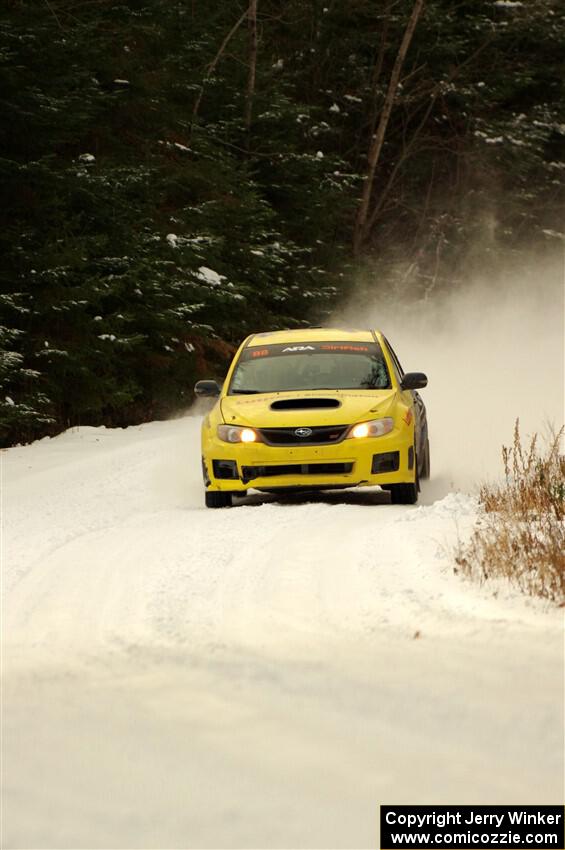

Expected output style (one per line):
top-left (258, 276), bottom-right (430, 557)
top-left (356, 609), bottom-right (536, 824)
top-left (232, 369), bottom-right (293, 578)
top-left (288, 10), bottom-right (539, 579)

top-left (334, 258), bottom-right (564, 495)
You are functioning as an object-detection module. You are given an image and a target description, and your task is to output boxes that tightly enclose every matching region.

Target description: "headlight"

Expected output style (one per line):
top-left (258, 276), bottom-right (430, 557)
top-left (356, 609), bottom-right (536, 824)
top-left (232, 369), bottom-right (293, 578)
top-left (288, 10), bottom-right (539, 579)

top-left (348, 418), bottom-right (394, 439)
top-left (217, 425), bottom-right (259, 443)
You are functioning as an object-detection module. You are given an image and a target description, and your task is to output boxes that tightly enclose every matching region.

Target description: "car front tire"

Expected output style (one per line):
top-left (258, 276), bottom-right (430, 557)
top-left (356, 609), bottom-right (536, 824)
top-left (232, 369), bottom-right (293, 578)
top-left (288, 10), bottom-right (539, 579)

top-left (205, 490), bottom-right (233, 509)
top-left (389, 456), bottom-right (420, 505)
top-left (389, 482), bottom-right (418, 504)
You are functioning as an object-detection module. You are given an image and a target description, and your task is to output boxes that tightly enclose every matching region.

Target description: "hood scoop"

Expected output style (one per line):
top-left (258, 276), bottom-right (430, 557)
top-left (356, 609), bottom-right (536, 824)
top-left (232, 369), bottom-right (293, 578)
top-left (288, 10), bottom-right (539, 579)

top-left (270, 397), bottom-right (341, 410)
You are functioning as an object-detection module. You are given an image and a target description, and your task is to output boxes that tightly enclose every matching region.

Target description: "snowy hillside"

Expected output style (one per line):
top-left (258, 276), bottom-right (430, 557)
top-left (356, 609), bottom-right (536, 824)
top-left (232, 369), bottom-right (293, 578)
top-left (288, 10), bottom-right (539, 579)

top-left (3, 416), bottom-right (563, 849)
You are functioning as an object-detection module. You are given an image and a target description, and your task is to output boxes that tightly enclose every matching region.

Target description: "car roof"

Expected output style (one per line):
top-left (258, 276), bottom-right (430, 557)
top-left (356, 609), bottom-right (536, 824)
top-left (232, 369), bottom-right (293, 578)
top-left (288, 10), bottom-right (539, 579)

top-left (247, 328), bottom-right (381, 346)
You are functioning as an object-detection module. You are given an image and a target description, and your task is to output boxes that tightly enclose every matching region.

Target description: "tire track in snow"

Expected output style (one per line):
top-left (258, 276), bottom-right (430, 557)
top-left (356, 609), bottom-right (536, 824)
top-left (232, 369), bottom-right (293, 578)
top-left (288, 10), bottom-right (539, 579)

top-left (3, 417), bottom-right (563, 849)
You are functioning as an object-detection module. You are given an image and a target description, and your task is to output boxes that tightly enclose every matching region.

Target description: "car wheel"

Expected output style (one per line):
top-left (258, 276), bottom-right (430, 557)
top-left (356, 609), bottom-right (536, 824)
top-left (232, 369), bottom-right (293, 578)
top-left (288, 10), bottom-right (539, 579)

top-left (205, 490), bottom-right (233, 509)
top-left (389, 458), bottom-right (419, 505)
top-left (389, 482), bottom-right (418, 504)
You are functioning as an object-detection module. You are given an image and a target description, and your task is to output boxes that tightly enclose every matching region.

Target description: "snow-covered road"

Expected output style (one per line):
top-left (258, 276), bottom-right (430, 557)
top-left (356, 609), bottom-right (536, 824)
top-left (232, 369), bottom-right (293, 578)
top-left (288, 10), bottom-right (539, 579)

top-left (2, 417), bottom-right (563, 849)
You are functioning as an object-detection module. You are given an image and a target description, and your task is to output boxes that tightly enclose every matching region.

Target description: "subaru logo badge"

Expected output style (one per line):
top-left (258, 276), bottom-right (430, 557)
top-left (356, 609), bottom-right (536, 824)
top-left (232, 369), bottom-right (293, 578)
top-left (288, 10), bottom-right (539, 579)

top-left (295, 427), bottom-right (312, 438)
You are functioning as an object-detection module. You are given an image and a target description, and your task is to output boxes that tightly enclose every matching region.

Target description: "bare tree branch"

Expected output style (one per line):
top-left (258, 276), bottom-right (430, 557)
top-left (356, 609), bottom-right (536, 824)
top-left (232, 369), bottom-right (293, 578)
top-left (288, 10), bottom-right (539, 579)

top-left (362, 29), bottom-right (495, 246)
top-left (191, 6), bottom-right (249, 138)
top-left (244, 0), bottom-right (258, 131)
top-left (43, 0), bottom-right (65, 29)
top-left (353, 0), bottom-right (425, 256)
top-left (366, 92), bottom-right (439, 233)
top-left (367, 0), bottom-right (393, 138)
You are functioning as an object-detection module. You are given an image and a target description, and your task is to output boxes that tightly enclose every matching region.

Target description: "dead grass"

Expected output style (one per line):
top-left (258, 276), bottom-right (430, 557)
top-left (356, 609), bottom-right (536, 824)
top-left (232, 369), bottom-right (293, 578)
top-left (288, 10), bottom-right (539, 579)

top-left (455, 421), bottom-right (565, 604)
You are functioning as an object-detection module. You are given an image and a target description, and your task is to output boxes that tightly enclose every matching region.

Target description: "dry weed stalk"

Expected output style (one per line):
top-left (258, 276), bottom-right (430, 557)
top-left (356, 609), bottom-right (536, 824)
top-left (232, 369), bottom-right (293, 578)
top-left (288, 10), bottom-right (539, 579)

top-left (456, 421), bottom-right (565, 603)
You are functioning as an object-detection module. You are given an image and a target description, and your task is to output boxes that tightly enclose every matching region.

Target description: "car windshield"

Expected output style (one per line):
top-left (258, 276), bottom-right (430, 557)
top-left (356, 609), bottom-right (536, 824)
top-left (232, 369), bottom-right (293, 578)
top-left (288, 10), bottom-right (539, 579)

top-left (229, 341), bottom-right (391, 394)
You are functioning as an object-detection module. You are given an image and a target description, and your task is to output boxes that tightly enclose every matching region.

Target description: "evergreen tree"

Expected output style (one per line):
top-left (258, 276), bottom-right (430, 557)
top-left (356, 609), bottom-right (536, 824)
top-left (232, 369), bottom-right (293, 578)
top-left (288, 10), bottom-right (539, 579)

top-left (1, 0), bottom-right (562, 445)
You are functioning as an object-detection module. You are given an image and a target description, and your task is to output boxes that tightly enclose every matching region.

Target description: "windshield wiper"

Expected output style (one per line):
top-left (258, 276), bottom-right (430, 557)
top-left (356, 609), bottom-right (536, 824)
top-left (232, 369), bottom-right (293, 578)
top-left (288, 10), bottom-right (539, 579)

top-left (231, 389), bottom-right (261, 394)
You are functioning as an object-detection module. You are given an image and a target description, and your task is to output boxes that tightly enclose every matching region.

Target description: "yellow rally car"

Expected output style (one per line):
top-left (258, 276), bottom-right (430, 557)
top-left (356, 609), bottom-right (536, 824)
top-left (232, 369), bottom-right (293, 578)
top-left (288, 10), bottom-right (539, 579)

top-left (195, 328), bottom-right (429, 508)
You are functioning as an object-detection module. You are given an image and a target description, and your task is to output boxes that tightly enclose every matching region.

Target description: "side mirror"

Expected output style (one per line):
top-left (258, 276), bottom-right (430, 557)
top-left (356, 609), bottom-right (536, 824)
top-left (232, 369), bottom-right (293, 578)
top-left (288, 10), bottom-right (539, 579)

top-left (194, 380), bottom-right (221, 398)
top-left (401, 372), bottom-right (428, 391)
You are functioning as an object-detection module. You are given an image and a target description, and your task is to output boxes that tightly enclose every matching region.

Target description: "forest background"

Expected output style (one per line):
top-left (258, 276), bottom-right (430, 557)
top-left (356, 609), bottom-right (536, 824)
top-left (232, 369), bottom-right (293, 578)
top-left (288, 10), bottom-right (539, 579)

top-left (1, 0), bottom-right (563, 446)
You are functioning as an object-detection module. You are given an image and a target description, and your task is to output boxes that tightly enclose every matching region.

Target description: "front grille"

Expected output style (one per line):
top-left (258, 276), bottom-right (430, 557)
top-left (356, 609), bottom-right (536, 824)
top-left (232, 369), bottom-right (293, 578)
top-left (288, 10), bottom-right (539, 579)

top-left (241, 462), bottom-right (353, 482)
top-left (258, 425), bottom-right (348, 446)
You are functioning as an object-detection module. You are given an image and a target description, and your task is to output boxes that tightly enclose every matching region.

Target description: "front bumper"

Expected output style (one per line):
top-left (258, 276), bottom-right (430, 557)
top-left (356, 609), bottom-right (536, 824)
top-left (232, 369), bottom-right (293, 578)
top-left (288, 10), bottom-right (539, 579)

top-left (202, 427), bottom-right (415, 492)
